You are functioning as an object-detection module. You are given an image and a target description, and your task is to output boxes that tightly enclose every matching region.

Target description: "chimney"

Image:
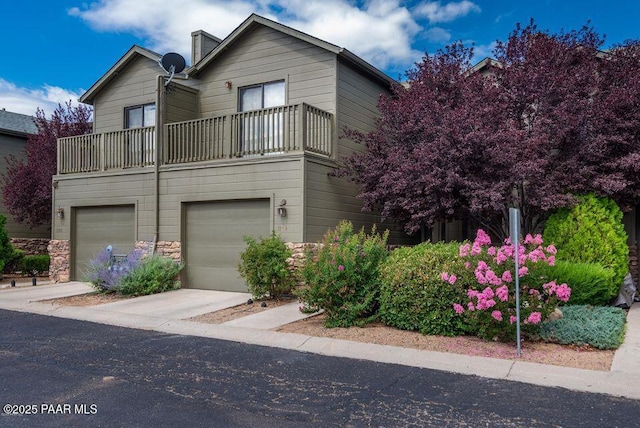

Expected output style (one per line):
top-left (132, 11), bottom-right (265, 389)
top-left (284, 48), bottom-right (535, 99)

top-left (191, 30), bottom-right (222, 65)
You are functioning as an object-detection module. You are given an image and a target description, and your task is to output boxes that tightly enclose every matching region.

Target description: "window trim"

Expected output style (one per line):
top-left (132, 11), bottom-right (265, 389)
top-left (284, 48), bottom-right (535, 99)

top-left (124, 103), bottom-right (156, 128)
top-left (238, 80), bottom-right (286, 112)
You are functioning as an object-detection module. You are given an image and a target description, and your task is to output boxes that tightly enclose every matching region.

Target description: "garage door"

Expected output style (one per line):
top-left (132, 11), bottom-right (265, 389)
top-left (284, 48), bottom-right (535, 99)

top-left (184, 199), bottom-right (270, 291)
top-left (72, 205), bottom-right (136, 281)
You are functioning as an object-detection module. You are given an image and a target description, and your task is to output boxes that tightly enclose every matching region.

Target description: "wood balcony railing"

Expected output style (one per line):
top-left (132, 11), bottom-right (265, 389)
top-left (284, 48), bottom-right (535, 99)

top-left (58, 103), bottom-right (333, 174)
top-left (58, 127), bottom-right (155, 174)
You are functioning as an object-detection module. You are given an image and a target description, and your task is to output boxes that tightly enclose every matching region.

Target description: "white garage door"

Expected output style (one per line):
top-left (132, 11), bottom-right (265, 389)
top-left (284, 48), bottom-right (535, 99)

top-left (184, 199), bottom-right (271, 291)
top-left (72, 205), bottom-right (135, 281)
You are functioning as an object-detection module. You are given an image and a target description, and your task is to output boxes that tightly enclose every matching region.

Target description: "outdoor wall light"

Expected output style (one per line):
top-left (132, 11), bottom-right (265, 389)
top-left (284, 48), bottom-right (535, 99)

top-left (56, 207), bottom-right (64, 219)
top-left (224, 81), bottom-right (233, 89)
top-left (277, 199), bottom-right (287, 217)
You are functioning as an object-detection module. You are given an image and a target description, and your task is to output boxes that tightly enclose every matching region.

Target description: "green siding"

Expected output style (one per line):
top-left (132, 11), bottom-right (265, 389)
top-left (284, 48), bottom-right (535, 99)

top-left (301, 60), bottom-right (414, 244)
top-left (92, 56), bottom-right (160, 133)
top-left (165, 83), bottom-right (199, 124)
top-left (303, 159), bottom-right (414, 244)
top-left (52, 171), bottom-right (155, 241)
top-left (192, 26), bottom-right (336, 118)
top-left (159, 158), bottom-right (304, 242)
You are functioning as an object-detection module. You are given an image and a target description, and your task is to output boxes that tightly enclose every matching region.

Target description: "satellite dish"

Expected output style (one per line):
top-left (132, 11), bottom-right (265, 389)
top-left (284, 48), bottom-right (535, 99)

top-left (161, 52), bottom-right (186, 74)
top-left (159, 52), bottom-right (186, 87)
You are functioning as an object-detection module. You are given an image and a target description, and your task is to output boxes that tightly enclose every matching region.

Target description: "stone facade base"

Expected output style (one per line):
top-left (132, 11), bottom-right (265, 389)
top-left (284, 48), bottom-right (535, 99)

top-left (285, 242), bottom-right (322, 270)
top-left (11, 238), bottom-right (50, 256)
top-left (150, 240), bottom-right (182, 262)
top-left (48, 240), bottom-right (70, 283)
top-left (43, 238), bottom-right (640, 287)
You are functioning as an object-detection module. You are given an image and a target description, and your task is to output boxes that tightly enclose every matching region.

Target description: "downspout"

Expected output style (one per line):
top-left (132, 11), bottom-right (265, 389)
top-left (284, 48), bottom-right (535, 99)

top-left (153, 75), bottom-right (165, 253)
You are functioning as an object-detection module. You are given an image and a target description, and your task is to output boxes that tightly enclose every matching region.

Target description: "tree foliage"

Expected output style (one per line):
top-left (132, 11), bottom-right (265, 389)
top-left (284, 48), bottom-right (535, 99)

top-left (2, 102), bottom-right (92, 228)
top-left (338, 21), bottom-right (640, 240)
top-left (543, 194), bottom-right (629, 287)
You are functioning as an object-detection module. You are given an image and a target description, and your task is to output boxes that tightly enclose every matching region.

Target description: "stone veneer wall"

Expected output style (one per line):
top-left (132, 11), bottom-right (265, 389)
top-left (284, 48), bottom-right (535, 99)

top-left (48, 240), bottom-right (70, 283)
top-left (285, 243), bottom-right (322, 270)
top-left (10, 238), bottom-right (50, 256)
top-left (630, 245), bottom-right (639, 286)
top-left (155, 241), bottom-right (182, 262)
top-left (134, 240), bottom-right (182, 262)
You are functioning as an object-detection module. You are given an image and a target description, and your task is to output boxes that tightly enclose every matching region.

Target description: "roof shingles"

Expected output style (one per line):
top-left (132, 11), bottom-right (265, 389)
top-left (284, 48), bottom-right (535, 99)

top-left (0, 110), bottom-right (37, 136)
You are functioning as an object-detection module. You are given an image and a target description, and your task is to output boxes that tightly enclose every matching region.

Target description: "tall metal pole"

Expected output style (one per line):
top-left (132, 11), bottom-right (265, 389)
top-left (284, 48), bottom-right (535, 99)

top-left (509, 208), bottom-right (522, 357)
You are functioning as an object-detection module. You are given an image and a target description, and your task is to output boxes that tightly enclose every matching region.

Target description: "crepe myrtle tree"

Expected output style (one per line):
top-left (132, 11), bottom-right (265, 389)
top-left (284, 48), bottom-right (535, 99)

top-left (2, 102), bottom-right (92, 228)
top-left (337, 20), bottom-right (640, 241)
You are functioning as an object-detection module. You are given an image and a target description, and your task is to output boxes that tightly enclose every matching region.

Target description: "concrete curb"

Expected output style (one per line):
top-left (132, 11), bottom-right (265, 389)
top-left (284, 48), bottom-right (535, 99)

top-left (2, 282), bottom-right (639, 400)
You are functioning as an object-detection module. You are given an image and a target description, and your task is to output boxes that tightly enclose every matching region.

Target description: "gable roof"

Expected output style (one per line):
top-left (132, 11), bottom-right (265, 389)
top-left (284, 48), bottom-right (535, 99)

top-left (469, 57), bottom-right (502, 74)
top-left (188, 14), bottom-right (395, 87)
top-left (0, 109), bottom-right (37, 137)
top-left (80, 45), bottom-right (162, 105)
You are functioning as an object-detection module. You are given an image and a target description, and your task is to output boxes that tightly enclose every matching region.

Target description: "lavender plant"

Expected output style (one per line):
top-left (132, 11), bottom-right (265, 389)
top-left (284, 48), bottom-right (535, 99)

top-left (84, 247), bottom-right (143, 292)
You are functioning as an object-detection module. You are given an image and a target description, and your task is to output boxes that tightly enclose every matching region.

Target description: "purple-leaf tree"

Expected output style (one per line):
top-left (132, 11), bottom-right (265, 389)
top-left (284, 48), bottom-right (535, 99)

top-left (338, 21), bottom-right (640, 241)
top-left (2, 102), bottom-right (92, 228)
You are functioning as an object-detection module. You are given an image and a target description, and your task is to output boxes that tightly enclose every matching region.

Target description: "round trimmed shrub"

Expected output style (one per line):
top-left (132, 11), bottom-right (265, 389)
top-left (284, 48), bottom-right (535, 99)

top-left (238, 232), bottom-right (296, 300)
top-left (298, 220), bottom-right (389, 328)
top-left (378, 242), bottom-right (472, 336)
top-left (543, 194), bottom-right (629, 289)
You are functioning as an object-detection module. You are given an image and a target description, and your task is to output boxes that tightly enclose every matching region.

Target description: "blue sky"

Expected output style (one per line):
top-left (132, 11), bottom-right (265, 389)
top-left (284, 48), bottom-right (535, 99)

top-left (1, 0), bottom-right (638, 117)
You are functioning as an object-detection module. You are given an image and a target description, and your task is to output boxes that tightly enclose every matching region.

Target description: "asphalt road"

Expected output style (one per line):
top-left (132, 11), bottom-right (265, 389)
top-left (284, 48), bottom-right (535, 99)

top-left (1, 309), bottom-right (639, 427)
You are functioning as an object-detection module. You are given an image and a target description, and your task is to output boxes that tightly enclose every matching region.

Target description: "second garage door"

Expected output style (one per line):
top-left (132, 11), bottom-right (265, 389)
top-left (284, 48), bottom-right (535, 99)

top-left (184, 199), bottom-right (271, 291)
top-left (72, 205), bottom-right (136, 281)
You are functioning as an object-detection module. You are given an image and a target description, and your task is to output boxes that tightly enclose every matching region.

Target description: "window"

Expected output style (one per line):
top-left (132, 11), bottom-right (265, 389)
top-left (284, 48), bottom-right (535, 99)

top-left (124, 103), bottom-right (155, 167)
top-left (239, 81), bottom-right (285, 112)
top-left (125, 103), bottom-right (156, 128)
top-left (238, 81), bottom-right (285, 155)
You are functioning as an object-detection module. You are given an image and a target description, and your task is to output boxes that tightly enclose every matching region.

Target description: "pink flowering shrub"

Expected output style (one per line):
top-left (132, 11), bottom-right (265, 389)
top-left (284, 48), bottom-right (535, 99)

top-left (446, 229), bottom-right (571, 341)
top-left (298, 220), bottom-right (389, 328)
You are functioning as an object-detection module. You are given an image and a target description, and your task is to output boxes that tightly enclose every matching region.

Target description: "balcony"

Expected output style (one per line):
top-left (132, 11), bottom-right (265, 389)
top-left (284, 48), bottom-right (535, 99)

top-left (57, 103), bottom-right (333, 175)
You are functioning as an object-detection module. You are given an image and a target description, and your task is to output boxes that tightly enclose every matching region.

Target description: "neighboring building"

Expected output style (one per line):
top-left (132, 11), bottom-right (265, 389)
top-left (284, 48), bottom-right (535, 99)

top-left (51, 14), bottom-right (417, 289)
top-left (0, 109), bottom-right (51, 240)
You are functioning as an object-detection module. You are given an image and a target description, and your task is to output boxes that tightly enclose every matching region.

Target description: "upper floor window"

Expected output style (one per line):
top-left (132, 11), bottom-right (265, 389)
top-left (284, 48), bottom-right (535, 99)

top-left (125, 103), bottom-right (156, 128)
top-left (239, 81), bottom-right (285, 112)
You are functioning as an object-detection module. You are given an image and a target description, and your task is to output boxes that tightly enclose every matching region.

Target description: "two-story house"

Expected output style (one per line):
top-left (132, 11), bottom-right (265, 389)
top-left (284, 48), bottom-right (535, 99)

top-left (50, 14), bottom-right (417, 290)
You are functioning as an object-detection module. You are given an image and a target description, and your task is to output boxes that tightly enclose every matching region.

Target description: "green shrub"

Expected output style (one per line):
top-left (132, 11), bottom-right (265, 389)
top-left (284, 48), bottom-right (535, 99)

top-left (238, 232), bottom-right (296, 300)
top-left (0, 215), bottom-right (12, 274)
top-left (298, 220), bottom-right (389, 328)
top-left (540, 305), bottom-right (626, 349)
top-left (118, 254), bottom-right (183, 296)
top-left (4, 248), bottom-right (25, 274)
top-left (531, 261), bottom-right (617, 306)
top-left (543, 194), bottom-right (629, 288)
top-left (378, 242), bottom-right (472, 336)
top-left (20, 255), bottom-right (51, 276)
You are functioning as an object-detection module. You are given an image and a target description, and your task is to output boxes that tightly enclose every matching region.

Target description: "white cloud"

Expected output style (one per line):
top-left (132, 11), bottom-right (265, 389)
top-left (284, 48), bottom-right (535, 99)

top-left (69, 0), bottom-right (423, 71)
top-left (414, 1), bottom-right (480, 24)
top-left (0, 79), bottom-right (84, 118)
top-left (274, 0), bottom-right (423, 69)
top-left (68, 0), bottom-right (259, 59)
